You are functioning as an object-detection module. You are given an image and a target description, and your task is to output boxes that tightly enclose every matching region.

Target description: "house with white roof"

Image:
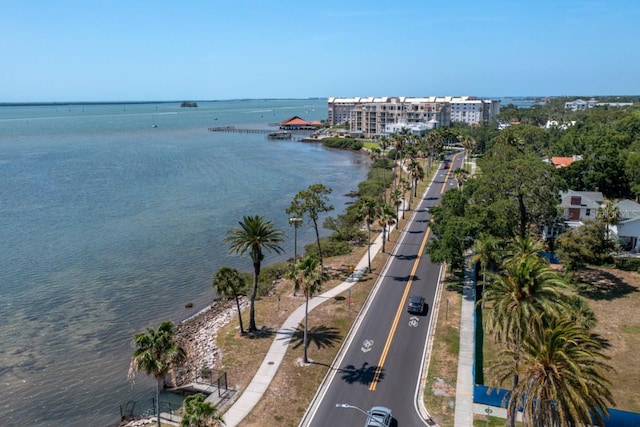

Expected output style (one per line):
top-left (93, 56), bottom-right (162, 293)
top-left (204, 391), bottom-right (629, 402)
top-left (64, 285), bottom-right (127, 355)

top-left (544, 190), bottom-right (603, 240)
top-left (559, 190), bottom-right (604, 224)
top-left (612, 200), bottom-right (640, 252)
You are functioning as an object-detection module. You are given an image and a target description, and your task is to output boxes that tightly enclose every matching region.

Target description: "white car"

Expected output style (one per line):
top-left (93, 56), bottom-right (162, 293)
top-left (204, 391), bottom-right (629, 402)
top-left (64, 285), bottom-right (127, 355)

top-left (365, 406), bottom-right (393, 427)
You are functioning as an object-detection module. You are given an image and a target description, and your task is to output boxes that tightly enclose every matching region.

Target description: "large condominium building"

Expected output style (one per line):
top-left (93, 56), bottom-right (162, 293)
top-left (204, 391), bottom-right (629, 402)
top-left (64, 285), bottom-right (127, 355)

top-left (327, 96), bottom-right (500, 137)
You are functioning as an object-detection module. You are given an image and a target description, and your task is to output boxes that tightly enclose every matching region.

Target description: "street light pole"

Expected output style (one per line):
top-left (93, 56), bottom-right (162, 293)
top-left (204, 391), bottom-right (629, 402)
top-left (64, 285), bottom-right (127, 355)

top-left (289, 217), bottom-right (302, 262)
top-left (336, 403), bottom-right (369, 418)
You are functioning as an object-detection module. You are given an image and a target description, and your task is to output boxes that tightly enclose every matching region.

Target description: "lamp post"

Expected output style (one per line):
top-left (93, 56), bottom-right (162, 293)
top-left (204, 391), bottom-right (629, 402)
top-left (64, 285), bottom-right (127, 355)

top-left (336, 403), bottom-right (369, 418)
top-left (289, 217), bottom-right (302, 262)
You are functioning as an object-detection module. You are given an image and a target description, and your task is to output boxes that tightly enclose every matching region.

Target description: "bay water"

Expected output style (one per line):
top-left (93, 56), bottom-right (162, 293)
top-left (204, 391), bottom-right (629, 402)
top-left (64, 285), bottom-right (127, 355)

top-left (0, 99), bottom-right (370, 426)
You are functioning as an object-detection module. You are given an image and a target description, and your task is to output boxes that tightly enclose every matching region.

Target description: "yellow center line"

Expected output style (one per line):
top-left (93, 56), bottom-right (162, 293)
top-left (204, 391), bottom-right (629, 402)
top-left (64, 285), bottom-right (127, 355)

top-left (368, 225), bottom-right (431, 391)
top-left (440, 151), bottom-right (464, 195)
top-left (369, 151), bottom-right (462, 391)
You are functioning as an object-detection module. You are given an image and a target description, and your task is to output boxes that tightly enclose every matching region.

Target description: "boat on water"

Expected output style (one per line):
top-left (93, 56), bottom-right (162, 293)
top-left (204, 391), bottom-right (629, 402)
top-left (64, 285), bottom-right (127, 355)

top-left (267, 131), bottom-right (292, 140)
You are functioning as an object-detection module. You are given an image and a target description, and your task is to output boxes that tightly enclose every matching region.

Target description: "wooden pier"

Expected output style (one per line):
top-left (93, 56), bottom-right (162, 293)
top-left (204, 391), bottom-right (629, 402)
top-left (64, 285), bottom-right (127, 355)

top-left (208, 126), bottom-right (273, 133)
top-left (208, 126), bottom-right (310, 141)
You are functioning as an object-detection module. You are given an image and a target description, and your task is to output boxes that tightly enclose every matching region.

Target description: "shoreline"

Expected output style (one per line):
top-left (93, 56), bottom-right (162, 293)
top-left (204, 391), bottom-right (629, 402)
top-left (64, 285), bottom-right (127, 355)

top-left (173, 298), bottom-right (248, 386)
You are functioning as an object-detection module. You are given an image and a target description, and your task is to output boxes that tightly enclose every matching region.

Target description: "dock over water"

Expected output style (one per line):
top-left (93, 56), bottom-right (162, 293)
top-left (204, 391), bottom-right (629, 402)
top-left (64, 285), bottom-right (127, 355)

top-left (208, 126), bottom-right (310, 141)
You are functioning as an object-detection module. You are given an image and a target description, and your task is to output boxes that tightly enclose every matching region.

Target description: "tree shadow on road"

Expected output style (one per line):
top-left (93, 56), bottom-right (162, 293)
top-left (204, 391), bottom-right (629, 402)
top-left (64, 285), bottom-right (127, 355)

top-left (339, 361), bottom-right (385, 386)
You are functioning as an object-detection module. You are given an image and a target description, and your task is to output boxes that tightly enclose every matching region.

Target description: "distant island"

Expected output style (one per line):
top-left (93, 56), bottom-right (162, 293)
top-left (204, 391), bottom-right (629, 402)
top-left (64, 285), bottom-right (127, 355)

top-left (180, 101), bottom-right (198, 108)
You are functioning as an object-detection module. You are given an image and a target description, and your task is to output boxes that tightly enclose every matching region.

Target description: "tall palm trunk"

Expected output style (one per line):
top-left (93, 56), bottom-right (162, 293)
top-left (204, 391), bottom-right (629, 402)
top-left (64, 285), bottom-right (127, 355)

top-left (312, 218), bottom-right (323, 273)
top-left (235, 294), bottom-right (245, 334)
top-left (382, 225), bottom-right (387, 253)
top-left (250, 261), bottom-right (260, 332)
top-left (366, 224), bottom-right (372, 272)
top-left (155, 377), bottom-right (162, 427)
top-left (304, 295), bottom-right (310, 363)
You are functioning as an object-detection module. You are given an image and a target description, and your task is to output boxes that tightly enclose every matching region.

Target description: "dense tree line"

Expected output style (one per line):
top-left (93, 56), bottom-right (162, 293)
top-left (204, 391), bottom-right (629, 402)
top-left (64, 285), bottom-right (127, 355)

top-left (466, 100), bottom-right (640, 201)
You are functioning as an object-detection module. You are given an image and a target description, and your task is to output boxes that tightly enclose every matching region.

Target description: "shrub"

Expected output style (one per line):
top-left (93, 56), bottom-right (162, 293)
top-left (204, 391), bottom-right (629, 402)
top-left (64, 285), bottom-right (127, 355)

top-left (613, 257), bottom-right (640, 272)
top-left (303, 239), bottom-right (352, 258)
top-left (321, 137), bottom-right (364, 151)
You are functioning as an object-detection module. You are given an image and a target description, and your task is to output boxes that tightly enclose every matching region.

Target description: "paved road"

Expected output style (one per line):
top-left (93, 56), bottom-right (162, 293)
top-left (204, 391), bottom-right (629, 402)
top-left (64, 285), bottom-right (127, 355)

top-left (302, 152), bottom-right (464, 427)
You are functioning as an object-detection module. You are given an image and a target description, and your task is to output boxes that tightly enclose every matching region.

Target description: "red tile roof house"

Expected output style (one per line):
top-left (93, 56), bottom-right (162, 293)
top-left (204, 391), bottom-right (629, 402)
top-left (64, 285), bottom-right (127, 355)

top-left (550, 155), bottom-right (582, 168)
top-left (279, 116), bottom-right (320, 131)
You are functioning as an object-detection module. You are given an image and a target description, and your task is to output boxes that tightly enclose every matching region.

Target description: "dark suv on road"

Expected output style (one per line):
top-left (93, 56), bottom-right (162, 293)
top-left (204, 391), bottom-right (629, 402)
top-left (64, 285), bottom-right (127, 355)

top-left (407, 295), bottom-right (425, 315)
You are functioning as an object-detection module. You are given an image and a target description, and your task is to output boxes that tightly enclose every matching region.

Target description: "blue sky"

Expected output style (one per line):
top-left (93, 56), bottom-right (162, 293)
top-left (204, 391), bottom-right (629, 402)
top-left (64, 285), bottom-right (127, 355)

top-left (2, 0), bottom-right (639, 102)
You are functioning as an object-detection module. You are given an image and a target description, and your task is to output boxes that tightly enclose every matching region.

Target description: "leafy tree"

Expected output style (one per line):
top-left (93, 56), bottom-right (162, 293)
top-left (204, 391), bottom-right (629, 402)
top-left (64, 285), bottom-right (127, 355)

top-left (287, 184), bottom-right (334, 274)
top-left (624, 151), bottom-right (640, 201)
top-left (129, 321), bottom-right (187, 427)
top-left (292, 255), bottom-right (324, 363)
top-left (556, 219), bottom-right (615, 271)
top-left (180, 393), bottom-right (225, 426)
top-left (213, 267), bottom-right (247, 335)
top-left (559, 142), bottom-right (630, 199)
top-left (489, 318), bottom-right (614, 427)
top-left (225, 215), bottom-right (285, 332)
top-left (426, 186), bottom-right (477, 270)
top-left (475, 149), bottom-right (565, 239)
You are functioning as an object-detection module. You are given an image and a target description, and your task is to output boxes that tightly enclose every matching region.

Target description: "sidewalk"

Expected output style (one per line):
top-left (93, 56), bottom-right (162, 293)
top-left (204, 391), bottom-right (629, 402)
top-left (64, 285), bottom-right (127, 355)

top-left (453, 264), bottom-right (476, 427)
top-left (220, 232), bottom-right (385, 426)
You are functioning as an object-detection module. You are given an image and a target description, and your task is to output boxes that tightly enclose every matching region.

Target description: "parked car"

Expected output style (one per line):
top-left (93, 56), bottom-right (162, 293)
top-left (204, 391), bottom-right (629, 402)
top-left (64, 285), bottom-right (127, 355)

top-left (365, 406), bottom-right (393, 427)
top-left (407, 295), bottom-right (425, 315)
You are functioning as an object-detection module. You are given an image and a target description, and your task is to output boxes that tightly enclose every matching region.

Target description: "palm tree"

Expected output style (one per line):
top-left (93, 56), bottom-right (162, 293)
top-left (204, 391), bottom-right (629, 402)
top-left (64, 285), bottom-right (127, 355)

top-left (484, 255), bottom-right (569, 345)
top-left (357, 196), bottom-right (380, 273)
top-left (452, 167), bottom-right (469, 190)
top-left (390, 188), bottom-right (404, 221)
top-left (424, 131), bottom-right (443, 172)
top-left (489, 318), bottom-right (615, 427)
top-left (180, 393), bottom-right (225, 426)
top-left (392, 130), bottom-right (409, 187)
top-left (597, 199), bottom-right (620, 241)
top-left (129, 321), bottom-right (187, 427)
top-left (459, 134), bottom-right (476, 170)
top-left (293, 255), bottom-right (324, 363)
top-left (503, 235), bottom-right (546, 267)
top-left (400, 178), bottom-right (411, 212)
top-left (213, 266), bottom-right (247, 335)
top-left (225, 215), bottom-right (285, 332)
top-left (484, 256), bottom-right (571, 426)
top-left (407, 159), bottom-right (425, 199)
top-left (377, 203), bottom-right (397, 253)
top-left (468, 233), bottom-right (499, 305)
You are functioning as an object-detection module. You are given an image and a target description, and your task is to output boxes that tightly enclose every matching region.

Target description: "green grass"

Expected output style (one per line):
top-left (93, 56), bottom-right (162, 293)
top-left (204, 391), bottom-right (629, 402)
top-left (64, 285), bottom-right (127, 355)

top-left (622, 324), bottom-right (640, 333)
top-left (473, 415), bottom-right (522, 426)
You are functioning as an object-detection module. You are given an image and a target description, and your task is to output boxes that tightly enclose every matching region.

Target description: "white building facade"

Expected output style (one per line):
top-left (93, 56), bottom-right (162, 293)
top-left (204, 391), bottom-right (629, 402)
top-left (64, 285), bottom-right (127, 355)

top-left (327, 96), bottom-right (501, 137)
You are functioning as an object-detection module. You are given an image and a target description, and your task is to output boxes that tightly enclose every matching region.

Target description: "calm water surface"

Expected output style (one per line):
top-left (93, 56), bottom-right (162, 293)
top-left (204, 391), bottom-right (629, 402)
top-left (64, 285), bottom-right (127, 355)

top-left (0, 99), bottom-right (370, 426)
